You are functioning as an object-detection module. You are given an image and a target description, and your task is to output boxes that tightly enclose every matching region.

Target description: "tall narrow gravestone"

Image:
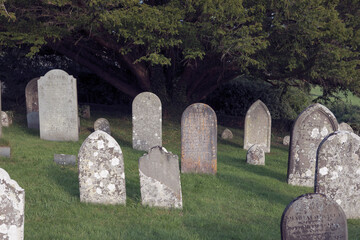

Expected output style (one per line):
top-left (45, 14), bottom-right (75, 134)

top-left (132, 92), bottom-right (162, 151)
top-left (287, 103), bottom-right (338, 187)
top-left (78, 131), bottom-right (126, 205)
top-left (244, 100), bottom-right (271, 153)
top-left (181, 103), bottom-right (217, 174)
top-left (0, 168), bottom-right (25, 240)
top-left (281, 193), bottom-right (347, 240)
top-left (139, 146), bottom-right (182, 209)
top-left (25, 78), bottom-right (40, 129)
top-left (38, 70), bottom-right (79, 141)
top-left (316, 131), bottom-right (360, 219)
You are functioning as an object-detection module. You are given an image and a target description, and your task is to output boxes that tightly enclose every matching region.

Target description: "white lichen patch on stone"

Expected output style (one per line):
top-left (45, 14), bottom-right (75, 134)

top-left (305, 169), bottom-right (312, 177)
top-left (320, 126), bottom-right (329, 137)
top-left (111, 157), bottom-right (120, 166)
top-left (311, 128), bottom-right (319, 138)
top-left (319, 167), bottom-right (328, 176)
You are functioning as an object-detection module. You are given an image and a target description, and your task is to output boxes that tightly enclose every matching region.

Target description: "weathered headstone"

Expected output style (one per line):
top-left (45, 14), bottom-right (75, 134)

top-left (181, 103), bottom-right (217, 174)
top-left (0, 82), bottom-right (2, 138)
top-left (0, 147), bottom-right (10, 158)
top-left (221, 128), bottom-right (233, 140)
top-left (338, 122), bottom-right (354, 133)
top-left (315, 131), bottom-right (360, 219)
top-left (1, 111), bottom-right (12, 127)
top-left (246, 144), bottom-right (265, 165)
top-left (0, 168), bottom-right (25, 240)
top-left (94, 118), bottom-right (111, 135)
top-left (287, 103), bottom-right (338, 187)
top-left (139, 146), bottom-right (182, 209)
top-left (132, 92), bottom-right (162, 151)
top-left (79, 105), bottom-right (90, 119)
top-left (38, 70), bottom-right (79, 141)
top-left (54, 154), bottom-right (76, 165)
top-left (281, 193), bottom-right (347, 240)
top-left (283, 135), bottom-right (290, 146)
top-left (78, 130), bottom-right (126, 204)
top-left (25, 78), bottom-right (39, 129)
top-left (244, 100), bottom-right (271, 153)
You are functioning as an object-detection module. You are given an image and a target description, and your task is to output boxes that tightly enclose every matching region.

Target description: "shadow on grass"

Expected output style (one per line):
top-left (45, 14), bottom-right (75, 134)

top-left (47, 165), bottom-right (79, 198)
top-left (125, 175), bottom-right (141, 203)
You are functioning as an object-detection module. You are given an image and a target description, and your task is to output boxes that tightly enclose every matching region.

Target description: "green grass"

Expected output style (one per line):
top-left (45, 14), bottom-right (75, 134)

top-left (0, 110), bottom-right (359, 239)
top-left (310, 86), bottom-right (360, 106)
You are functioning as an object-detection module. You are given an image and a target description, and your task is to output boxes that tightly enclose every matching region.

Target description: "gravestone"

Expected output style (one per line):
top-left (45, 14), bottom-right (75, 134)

top-left (132, 92), bottom-right (162, 151)
top-left (54, 154), bottom-right (76, 165)
top-left (315, 131), bottom-right (360, 219)
top-left (38, 70), bottom-right (79, 141)
top-left (244, 100), bottom-right (271, 153)
top-left (181, 103), bottom-right (217, 174)
top-left (139, 146), bottom-right (182, 209)
top-left (221, 128), bottom-right (233, 140)
top-left (1, 111), bottom-right (12, 127)
top-left (25, 78), bottom-right (39, 129)
top-left (0, 168), bottom-right (25, 240)
top-left (338, 122), bottom-right (353, 133)
top-left (78, 130), bottom-right (126, 205)
top-left (281, 193), bottom-right (347, 240)
top-left (287, 103), bottom-right (338, 187)
top-left (94, 118), bottom-right (111, 135)
top-left (0, 147), bottom-right (10, 158)
top-left (246, 144), bottom-right (265, 165)
top-left (283, 135), bottom-right (290, 146)
top-left (0, 82), bottom-right (2, 138)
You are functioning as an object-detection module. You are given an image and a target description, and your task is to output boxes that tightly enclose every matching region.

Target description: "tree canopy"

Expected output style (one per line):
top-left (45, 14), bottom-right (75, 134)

top-left (0, 0), bottom-right (359, 106)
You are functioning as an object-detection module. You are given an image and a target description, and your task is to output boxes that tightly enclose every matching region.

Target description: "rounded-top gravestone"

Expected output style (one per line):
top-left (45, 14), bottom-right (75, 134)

top-left (283, 135), bottom-right (290, 146)
top-left (25, 77), bottom-right (40, 129)
top-left (221, 128), bottom-right (233, 140)
top-left (94, 118), bottom-right (111, 135)
top-left (338, 122), bottom-right (353, 133)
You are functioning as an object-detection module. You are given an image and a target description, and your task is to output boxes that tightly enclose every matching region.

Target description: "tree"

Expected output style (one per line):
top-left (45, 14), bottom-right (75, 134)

top-left (0, 0), bottom-right (359, 109)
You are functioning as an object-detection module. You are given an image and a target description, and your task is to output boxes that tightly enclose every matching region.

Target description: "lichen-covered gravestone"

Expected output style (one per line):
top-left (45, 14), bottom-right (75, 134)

top-left (38, 70), bottom-right (79, 141)
top-left (246, 144), bottom-right (265, 165)
top-left (283, 135), bottom-right (290, 146)
top-left (0, 168), bottom-right (25, 240)
top-left (221, 128), bottom-right (233, 140)
top-left (25, 78), bottom-right (39, 129)
top-left (338, 122), bottom-right (354, 133)
top-left (287, 103), bottom-right (338, 187)
top-left (244, 100), bottom-right (271, 153)
top-left (132, 92), bottom-right (162, 151)
top-left (281, 193), bottom-right (347, 240)
top-left (94, 118), bottom-right (111, 135)
top-left (78, 130), bottom-right (126, 205)
top-left (1, 111), bottom-right (12, 127)
top-left (139, 146), bottom-right (182, 209)
top-left (315, 131), bottom-right (360, 219)
top-left (181, 103), bottom-right (217, 174)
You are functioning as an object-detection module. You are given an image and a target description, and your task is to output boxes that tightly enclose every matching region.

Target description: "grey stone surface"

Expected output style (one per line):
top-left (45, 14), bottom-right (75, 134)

top-left (283, 135), bottom-right (290, 146)
top-left (38, 70), bottom-right (79, 141)
top-left (25, 78), bottom-right (39, 129)
top-left (281, 193), bottom-right (347, 240)
top-left (287, 103), bottom-right (338, 187)
top-left (0, 147), bottom-right (10, 158)
top-left (338, 122), bottom-right (354, 133)
top-left (78, 130), bottom-right (126, 205)
top-left (246, 144), bottom-right (265, 165)
top-left (79, 105), bottom-right (90, 119)
top-left (221, 128), bottom-right (233, 140)
top-left (54, 154), bottom-right (76, 165)
top-left (94, 118), bottom-right (111, 135)
top-left (0, 83), bottom-right (2, 138)
top-left (0, 168), bottom-right (25, 240)
top-left (244, 100), bottom-right (271, 153)
top-left (132, 92), bottom-right (162, 151)
top-left (139, 146), bottom-right (182, 209)
top-left (315, 131), bottom-right (360, 219)
top-left (1, 111), bottom-right (11, 127)
top-left (181, 103), bottom-right (217, 174)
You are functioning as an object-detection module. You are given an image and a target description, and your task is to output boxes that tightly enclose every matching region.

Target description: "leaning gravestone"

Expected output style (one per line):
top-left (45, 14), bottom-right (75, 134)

top-left (25, 78), bottom-right (40, 129)
top-left (132, 92), bottom-right (162, 151)
top-left (181, 103), bottom-right (217, 174)
top-left (244, 100), bottom-right (271, 153)
top-left (221, 128), bottom-right (233, 140)
top-left (139, 146), bottom-right (182, 209)
top-left (338, 122), bottom-right (354, 133)
top-left (287, 103), bottom-right (338, 187)
top-left (281, 193), bottom-right (347, 240)
top-left (78, 130), bottom-right (126, 205)
top-left (38, 70), bottom-right (78, 141)
top-left (0, 168), bottom-right (25, 240)
top-left (246, 144), bottom-right (265, 165)
top-left (94, 118), bottom-right (111, 135)
top-left (315, 131), bottom-right (360, 219)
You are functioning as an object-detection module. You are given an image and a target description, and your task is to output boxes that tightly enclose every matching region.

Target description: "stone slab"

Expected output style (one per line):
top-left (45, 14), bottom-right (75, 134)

top-left (246, 144), bottom-right (265, 165)
top-left (25, 78), bottom-right (39, 129)
top-left (221, 128), bottom-right (233, 140)
top-left (54, 154), bottom-right (76, 165)
top-left (1, 111), bottom-right (12, 127)
top-left (283, 135), bottom-right (290, 146)
top-left (94, 118), bottom-right (111, 135)
top-left (338, 122), bottom-right (353, 133)
top-left (0, 147), bottom-right (10, 158)
top-left (27, 112), bottom-right (39, 130)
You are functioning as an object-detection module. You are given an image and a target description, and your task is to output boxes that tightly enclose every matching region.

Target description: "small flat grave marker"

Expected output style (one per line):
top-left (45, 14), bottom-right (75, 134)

top-left (54, 154), bottom-right (76, 165)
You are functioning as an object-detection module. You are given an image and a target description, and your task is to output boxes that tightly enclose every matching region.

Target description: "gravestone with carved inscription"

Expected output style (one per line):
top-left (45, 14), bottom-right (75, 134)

top-left (181, 103), bottom-right (217, 174)
top-left (338, 122), bottom-right (354, 133)
top-left (78, 130), bottom-right (126, 205)
top-left (139, 146), bottom-right (182, 209)
top-left (287, 103), bottom-right (338, 187)
top-left (244, 100), bottom-right (271, 153)
top-left (25, 78), bottom-right (40, 129)
top-left (38, 70), bottom-right (79, 141)
top-left (94, 118), bottom-right (111, 135)
top-left (281, 193), bottom-right (347, 240)
top-left (0, 168), bottom-right (25, 240)
top-left (316, 131), bottom-right (360, 219)
top-left (132, 92), bottom-right (162, 151)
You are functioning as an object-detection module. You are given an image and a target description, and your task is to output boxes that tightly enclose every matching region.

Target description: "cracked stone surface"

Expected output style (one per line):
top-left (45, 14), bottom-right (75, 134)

top-left (139, 146), bottom-right (182, 209)
top-left (246, 144), bottom-right (265, 165)
top-left (132, 92), bottom-right (162, 151)
top-left (181, 103), bottom-right (217, 174)
top-left (221, 128), bottom-right (233, 140)
top-left (244, 100), bottom-right (271, 153)
top-left (288, 103), bottom-right (338, 187)
top-left (78, 130), bottom-right (126, 205)
top-left (94, 118), bottom-right (111, 135)
top-left (281, 193), bottom-right (347, 240)
top-left (25, 78), bottom-right (39, 130)
top-left (338, 122), bottom-right (353, 133)
top-left (315, 131), bottom-right (360, 219)
top-left (0, 168), bottom-right (25, 240)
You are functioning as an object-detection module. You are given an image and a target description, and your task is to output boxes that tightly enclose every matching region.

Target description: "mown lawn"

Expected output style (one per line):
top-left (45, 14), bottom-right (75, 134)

top-left (310, 86), bottom-right (360, 106)
top-left (0, 110), bottom-right (359, 239)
